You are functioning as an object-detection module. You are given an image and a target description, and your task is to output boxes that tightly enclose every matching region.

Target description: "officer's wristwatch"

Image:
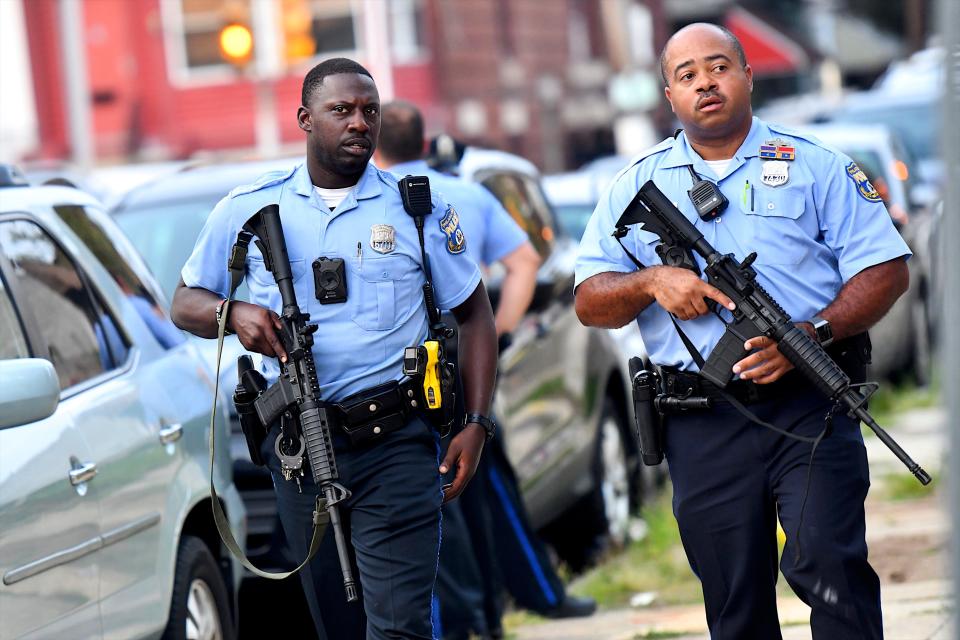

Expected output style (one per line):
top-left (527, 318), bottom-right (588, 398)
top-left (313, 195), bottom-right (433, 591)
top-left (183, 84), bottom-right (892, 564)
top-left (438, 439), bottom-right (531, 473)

top-left (810, 316), bottom-right (833, 347)
top-left (215, 299), bottom-right (235, 336)
top-left (464, 413), bottom-right (496, 441)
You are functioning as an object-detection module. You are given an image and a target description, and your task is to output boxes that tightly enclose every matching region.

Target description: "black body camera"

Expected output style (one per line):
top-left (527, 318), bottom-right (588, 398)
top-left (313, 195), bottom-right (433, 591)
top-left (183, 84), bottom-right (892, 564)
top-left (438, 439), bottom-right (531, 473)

top-left (313, 256), bottom-right (347, 304)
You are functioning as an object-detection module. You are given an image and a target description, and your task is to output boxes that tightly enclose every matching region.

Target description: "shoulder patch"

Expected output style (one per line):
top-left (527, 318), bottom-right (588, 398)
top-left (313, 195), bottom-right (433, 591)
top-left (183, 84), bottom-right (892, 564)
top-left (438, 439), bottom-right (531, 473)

top-left (439, 205), bottom-right (467, 254)
top-left (227, 167), bottom-right (297, 199)
top-left (845, 162), bottom-right (883, 203)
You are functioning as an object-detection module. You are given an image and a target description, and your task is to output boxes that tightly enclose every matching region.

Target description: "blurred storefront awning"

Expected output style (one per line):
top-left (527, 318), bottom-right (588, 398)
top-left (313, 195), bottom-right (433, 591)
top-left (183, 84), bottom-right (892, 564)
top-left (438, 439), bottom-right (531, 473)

top-left (724, 7), bottom-right (809, 76)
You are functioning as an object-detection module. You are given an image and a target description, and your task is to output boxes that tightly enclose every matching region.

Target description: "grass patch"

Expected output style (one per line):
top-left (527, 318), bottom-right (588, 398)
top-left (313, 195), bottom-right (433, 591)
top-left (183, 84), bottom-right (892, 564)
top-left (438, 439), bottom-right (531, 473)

top-left (880, 470), bottom-right (940, 500)
top-left (564, 491), bottom-right (702, 608)
top-left (630, 631), bottom-right (694, 639)
top-left (863, 378), bottom-right (940, 432)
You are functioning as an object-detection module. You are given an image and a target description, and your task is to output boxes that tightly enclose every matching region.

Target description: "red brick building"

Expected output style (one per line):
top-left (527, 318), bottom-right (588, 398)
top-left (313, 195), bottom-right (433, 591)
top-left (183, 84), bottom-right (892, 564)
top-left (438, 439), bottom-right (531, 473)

top-left (23, 0), bottom-right (624, 170)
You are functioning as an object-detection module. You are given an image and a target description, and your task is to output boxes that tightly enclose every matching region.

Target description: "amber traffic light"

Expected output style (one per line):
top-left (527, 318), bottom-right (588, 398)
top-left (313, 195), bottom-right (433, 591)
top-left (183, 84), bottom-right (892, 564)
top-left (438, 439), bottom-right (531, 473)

top-left (219, 23), bottom-right (254, 65)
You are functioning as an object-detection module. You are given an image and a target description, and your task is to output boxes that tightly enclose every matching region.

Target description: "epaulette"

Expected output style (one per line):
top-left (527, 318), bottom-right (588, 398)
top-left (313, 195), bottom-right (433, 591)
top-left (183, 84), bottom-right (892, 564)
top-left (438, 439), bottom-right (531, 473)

top-left (226, 166), bottom-right (298, 199)
top-left (610, 137), bottom-right (677, 183)
top-left (764, 123), bottom-right (829, 150)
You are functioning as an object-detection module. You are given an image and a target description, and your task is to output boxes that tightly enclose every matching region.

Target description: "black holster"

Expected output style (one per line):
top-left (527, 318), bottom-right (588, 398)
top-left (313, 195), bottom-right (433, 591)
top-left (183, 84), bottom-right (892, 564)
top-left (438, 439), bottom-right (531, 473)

top-left (630, 366), bottom-right (665, 466)
top-left (233, 355), bottom-right (269, 466)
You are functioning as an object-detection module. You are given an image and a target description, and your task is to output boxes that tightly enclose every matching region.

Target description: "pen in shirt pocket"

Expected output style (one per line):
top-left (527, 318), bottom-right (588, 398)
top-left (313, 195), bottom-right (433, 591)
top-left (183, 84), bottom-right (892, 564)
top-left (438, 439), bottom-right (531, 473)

top-left (357, 241), bottom-right (362, 269)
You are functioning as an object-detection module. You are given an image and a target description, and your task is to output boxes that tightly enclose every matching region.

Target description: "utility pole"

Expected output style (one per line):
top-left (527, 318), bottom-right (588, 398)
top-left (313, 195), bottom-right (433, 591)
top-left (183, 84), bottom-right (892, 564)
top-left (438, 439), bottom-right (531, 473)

top-left (58, 0), bottom-right (93, 168)
top-left (940, 0), bottom-right (959, 619)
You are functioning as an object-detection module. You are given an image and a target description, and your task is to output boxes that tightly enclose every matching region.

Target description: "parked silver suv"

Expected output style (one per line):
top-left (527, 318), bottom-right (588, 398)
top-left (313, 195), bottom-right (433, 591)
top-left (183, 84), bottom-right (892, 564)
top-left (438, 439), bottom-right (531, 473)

top-left (0, 170), bottom-right (245, 639)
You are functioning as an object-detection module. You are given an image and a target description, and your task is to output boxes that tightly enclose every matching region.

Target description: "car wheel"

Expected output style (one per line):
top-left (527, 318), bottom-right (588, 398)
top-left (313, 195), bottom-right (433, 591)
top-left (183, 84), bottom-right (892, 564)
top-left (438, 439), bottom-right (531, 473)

top-left (596, 402), bottom-right (633, 545)
top-left (163, 535), bottom-right (234, 640)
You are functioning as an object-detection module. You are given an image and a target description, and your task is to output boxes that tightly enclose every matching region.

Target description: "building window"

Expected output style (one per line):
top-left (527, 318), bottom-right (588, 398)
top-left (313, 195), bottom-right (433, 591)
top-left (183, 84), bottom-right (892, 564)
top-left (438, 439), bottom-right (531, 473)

top-left (307, 0), bottom-right (356, 55)
top-left (179, 0), bottom-right (253, 72)
top-left (163, 0), bottom-right (425, 84)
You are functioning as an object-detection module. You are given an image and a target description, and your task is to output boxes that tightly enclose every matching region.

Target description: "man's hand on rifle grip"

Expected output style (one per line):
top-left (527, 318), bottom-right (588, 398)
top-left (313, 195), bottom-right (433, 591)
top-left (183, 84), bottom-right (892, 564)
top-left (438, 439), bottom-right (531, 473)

top-left (734, 333), bottom-right (798, 384)
top-left (230, 301), bottom-right (288, 363)
top-left (647, 266), bottom-right (736, 320)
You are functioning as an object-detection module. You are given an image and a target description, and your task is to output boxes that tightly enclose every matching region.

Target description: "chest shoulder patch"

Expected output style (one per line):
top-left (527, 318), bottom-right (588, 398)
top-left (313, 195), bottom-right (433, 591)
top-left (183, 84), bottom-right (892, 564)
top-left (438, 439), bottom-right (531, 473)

top-left (845, 161), bottom-right (883, 203)
top-left (439, 205), bottom-right (467, 254)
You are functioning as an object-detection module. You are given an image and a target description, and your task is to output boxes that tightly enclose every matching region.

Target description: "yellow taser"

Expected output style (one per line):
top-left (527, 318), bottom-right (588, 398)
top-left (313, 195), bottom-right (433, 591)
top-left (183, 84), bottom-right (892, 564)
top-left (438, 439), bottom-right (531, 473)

top-left (423, 340), bottom-right (443, 409)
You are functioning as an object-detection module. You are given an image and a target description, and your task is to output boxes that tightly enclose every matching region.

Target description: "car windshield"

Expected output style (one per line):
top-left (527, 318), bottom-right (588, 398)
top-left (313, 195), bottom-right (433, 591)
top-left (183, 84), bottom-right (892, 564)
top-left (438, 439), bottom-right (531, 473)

top-left (114, 199), bottom-right (218, 299)
top-left (832, 103), bottom-right (936, 161)
top-left (553, 203), bottom-right (595, 241)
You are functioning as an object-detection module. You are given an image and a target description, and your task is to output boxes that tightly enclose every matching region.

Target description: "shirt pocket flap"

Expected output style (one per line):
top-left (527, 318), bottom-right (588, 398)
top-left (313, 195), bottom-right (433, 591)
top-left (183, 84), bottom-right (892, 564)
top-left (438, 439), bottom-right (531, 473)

top-left (357, 254), bottom-right (410, 283)
top-left (747, 188), bottom-right (804, 220)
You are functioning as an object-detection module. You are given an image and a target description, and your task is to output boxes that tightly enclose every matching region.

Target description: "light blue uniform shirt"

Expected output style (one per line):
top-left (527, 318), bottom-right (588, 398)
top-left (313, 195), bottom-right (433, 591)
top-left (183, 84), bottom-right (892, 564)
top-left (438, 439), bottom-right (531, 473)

top-left (387, 159), bottom-right (528, 268)
top-left (182, 161), bottom-right (481, 400)
top-left (575, 117), bottom-right (911, 371)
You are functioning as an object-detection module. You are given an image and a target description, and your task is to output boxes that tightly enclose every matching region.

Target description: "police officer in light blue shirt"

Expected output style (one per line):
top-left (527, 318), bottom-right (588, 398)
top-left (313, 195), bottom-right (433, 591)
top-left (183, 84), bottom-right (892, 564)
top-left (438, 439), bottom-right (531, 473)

top-left (172, 58), bottom-right (498, 640)
top-left (575, 24), bottom-right (910, 639)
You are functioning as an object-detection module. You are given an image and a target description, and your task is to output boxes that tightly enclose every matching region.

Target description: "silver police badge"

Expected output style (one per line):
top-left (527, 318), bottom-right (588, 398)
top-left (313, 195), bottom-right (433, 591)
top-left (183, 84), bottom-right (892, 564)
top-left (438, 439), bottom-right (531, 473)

top-left (370, 224), bottom-right (396, 254)
top-left (761, 160), bottom-right (789, 188)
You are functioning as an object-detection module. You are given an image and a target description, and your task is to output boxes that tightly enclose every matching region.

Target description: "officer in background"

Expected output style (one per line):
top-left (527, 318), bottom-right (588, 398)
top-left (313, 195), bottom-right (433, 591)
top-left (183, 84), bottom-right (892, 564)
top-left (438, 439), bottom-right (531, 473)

top-left (575, 24), bottom-right (910, 639)
top-left (376, 101), bottom-right (596, 639)
top-left (171, 58), bottom-right (498, 639)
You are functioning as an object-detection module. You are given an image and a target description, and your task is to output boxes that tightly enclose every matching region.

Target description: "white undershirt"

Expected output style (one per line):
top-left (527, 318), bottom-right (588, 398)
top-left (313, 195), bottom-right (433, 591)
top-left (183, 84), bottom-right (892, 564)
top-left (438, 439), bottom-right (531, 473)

top-left (703, 158), bottom-right (733, 179)
top-left (314, 185), bottom-right (354, 210)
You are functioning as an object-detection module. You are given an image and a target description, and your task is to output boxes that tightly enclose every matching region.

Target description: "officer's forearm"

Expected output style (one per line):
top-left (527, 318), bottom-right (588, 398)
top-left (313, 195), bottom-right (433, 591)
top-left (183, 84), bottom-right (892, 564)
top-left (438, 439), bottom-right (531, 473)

top-left (494, 243), bottom-right (541, 336)
top-left (451, 282), bottom-right (497, 415)
top-left (816, 257), bottom-right (909, 341)
top-left (171, 279), bottom-right (221, 338)
top-left (575, 270), bottom-right (656, 328)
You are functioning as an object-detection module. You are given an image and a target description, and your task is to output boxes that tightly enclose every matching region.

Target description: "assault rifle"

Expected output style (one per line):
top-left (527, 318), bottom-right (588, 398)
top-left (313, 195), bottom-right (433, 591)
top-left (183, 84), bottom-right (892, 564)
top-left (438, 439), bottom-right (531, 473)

top-left (241, 204), bottom-right (358, 600)
top-left (616, 180), bottom-right (931, 485)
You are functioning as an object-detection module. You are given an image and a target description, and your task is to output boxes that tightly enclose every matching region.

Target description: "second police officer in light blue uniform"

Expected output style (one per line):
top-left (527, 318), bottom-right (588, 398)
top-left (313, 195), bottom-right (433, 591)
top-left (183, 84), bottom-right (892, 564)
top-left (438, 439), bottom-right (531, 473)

top-left (575, 24), bottom-right (911, 640)
top-left (376, 102), bottom-right (596, 640)
top-left (171, 58), bottom-right (498, 640)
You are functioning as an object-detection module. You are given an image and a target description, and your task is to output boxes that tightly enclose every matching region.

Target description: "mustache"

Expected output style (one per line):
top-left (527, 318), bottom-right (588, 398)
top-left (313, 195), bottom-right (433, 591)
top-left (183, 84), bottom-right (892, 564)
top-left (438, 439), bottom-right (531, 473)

top-left (697, 91), bottom-right (723, 106)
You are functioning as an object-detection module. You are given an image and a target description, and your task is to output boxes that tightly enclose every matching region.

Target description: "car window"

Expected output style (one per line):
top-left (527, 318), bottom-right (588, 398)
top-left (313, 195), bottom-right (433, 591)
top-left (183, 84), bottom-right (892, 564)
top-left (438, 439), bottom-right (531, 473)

top-left (0, 219), bottom-right (129, 389)
top-left (0, 273), bottom-right (29, 359)
top-left (54, 204), bottom-right (185, 349)
top-left (832, 103), bottom-right (936, 161)
top-left (113, 198), bottom-right (220, 299)
top-left (553, 203), bottom-right (595, 241)
top-left (478, 173), bottom-right (557, 259)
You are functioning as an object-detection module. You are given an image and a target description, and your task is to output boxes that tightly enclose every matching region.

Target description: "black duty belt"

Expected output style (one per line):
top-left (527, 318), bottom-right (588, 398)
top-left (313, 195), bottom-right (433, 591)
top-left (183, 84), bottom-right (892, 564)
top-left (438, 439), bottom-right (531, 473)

top-left (661, 333), bottom-right (871, 406)
top-left (331, 378), bottom-right (425, 446)
top-left (660, 368), bottom-right (790, 405)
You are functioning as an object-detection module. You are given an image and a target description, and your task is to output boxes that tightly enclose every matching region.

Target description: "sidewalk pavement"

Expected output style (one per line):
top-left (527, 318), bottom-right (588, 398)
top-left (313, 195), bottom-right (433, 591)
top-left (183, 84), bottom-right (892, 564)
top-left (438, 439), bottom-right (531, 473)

top-left (512, 406), bottom-right (954, 640)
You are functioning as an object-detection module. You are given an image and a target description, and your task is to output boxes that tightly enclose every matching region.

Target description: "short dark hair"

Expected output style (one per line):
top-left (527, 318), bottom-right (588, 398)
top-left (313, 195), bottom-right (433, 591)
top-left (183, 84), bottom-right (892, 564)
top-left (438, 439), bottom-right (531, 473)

top-left (301, 58), bottom-right (373, 106)
top-left (659, 23), bottom-right (747, 85)
top-left (378, 101), bottom-right (424, 163)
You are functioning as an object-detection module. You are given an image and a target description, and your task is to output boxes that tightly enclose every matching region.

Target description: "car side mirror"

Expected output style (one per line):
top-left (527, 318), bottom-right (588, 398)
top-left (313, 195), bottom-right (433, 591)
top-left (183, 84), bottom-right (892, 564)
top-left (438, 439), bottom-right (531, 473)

top-left (0, 359), bottom-right (60, 429)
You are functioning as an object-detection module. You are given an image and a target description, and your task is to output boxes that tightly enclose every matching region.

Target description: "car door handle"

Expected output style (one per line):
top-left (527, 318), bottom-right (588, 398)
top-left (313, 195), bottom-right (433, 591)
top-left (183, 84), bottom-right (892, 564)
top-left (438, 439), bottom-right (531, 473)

top-left (68, 462), bottom-right (98, 485)
top-left (158, 423), bottom-right (183, 445)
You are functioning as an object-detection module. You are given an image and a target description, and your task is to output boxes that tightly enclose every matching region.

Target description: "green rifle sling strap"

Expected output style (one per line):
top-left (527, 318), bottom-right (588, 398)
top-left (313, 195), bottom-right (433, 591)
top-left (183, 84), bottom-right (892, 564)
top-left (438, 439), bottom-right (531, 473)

top-left (207, 298), bottom-right (328, 580)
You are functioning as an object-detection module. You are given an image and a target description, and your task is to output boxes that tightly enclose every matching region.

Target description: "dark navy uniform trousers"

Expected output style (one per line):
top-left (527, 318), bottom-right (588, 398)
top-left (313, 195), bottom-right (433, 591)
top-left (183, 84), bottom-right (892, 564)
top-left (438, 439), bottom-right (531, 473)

top-left (664, 376), bottom-right (882, 639)
top-left (435, 429), bottom-right (565, 638)
top-left (264, 416), bottom-right (444, 640)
